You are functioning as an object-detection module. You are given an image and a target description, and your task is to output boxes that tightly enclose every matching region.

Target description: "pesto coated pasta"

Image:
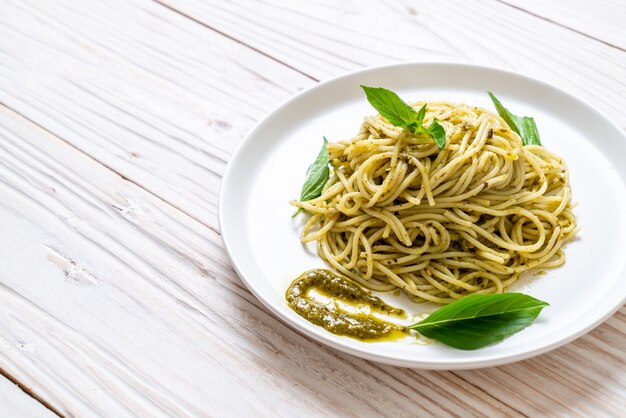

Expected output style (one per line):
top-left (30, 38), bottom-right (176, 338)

top-left (292, 102), bottom-right (578, 304)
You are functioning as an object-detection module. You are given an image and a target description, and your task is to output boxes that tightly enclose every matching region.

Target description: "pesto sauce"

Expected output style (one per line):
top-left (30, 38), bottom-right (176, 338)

top-left (286, 269), bottom-right (409, 341)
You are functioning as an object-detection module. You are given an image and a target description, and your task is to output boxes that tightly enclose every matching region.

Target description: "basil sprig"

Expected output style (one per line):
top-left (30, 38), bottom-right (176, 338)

top-left (488, 92), bottom-right (541, 146)
top-left (294, 137), bottom-right (330, 216)
top-left (361, 86), bottom-right (446, 149)
top-left (410, 293), bottom-right (548, 350)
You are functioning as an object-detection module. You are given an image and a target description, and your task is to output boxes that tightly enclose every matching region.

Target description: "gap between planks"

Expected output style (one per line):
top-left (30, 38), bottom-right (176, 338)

top-left (495, 0), bottom-right (626, 53)
top-left (154, 0), bottom-right (319, 82)
top-left (156, 0), bottom-right (626, 82)
top-left (0, 366), bottom-right (62, 417)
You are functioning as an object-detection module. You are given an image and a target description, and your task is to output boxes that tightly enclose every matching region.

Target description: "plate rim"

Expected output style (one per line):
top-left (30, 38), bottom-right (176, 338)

top-left (218, 62), bottom-right (626, 369)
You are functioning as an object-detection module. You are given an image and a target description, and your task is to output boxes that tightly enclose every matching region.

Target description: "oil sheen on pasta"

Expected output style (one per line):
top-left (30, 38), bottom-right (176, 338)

top-left (286, 269), bottom-right (408, 341)
top-left (292, 102), bottom-right (578, 304)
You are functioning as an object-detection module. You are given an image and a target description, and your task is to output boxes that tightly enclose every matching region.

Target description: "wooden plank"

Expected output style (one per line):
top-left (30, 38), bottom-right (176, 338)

top-left (500, 0), bottom-right (626, 50)
top-left (0, 375), bottom-right (56, 418)
top-left (159, 0), bottom-right (626, 128)
top-left (0, 0), bottom-right (312, 230)
top-left (0, 105), bottom-right (522, 416)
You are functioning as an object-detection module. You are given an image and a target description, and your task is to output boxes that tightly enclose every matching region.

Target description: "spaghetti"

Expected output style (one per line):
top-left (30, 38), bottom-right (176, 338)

top-left (292, 102), bottom-right (578, 304)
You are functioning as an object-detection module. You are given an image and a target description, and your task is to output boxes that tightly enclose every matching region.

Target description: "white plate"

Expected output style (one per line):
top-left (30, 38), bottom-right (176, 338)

top-left (219, 63), bottom-right (626, 369)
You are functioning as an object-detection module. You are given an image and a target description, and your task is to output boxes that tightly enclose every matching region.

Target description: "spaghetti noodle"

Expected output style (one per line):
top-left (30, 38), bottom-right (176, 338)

top-left (292, 102), bottom-right (578, 304)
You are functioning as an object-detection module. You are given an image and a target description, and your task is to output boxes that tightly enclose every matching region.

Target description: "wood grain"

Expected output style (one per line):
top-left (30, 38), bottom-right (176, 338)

top-left (500, 0), bottom-right (626, 50)
top-left (0, 0), bottom-right (624, 416)
top-left (0, 0), bottom-right (311, 230)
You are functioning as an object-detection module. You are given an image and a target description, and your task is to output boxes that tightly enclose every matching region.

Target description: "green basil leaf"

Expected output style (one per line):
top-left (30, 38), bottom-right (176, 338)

top-left (415, 103), bottom-right (427, 126)
top-left (295, 137), bottom-right (330, 216)
top-left (410, 293), bottom-right (549, 350)
top-left (427, 118), bottom-right (446, 149)
top-left (360, 86), bottom-right (447, 149)
top-left (487, 92), bottom-right (542, 146)
top-left (360, 85), bottom-right (419, 128)
top-left (516, 116), bottom-right (541, 146)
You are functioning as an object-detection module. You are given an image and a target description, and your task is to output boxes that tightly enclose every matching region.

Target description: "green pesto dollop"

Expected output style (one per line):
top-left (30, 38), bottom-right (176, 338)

top-left (286, 269), bottom-right (408, 341)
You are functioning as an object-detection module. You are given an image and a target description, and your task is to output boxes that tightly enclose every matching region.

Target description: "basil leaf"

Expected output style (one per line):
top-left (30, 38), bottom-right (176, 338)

top-left (360, 86), bottom-right (447, 149)
top-left (415, 103), bottom-right (427, 126)
top-left (403, 104), bottom-right (429, 135)
top-left (410, 293), bottom-right (549, 350)
top-left (360, 85), bottom-right (419, 128)
top-left (487, 92), bottom-right (541, 146)
top-left (294, 137), bottom-right (330, 216)
top-left (516, 117), bottom-right (541, 146)
top-left (427, 118), bottom-right (446, 150)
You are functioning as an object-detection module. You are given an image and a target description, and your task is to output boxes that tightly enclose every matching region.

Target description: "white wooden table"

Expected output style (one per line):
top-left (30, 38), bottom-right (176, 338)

top-left (1, 1), bottom-right (625, 416)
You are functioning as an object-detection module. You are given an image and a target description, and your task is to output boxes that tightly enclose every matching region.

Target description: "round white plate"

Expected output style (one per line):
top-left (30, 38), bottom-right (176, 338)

top-left (219, 63), bottom-right (626, 369)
